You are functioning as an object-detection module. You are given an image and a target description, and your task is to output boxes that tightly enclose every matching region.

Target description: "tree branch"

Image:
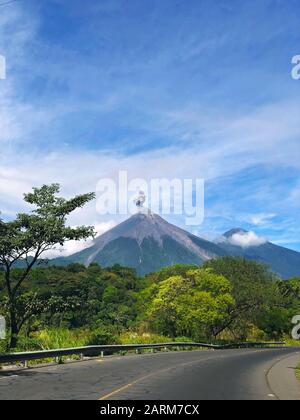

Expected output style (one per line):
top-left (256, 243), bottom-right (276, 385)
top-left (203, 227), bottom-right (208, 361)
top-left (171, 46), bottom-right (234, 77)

top-left (11, 246), bottom-right (42, 298)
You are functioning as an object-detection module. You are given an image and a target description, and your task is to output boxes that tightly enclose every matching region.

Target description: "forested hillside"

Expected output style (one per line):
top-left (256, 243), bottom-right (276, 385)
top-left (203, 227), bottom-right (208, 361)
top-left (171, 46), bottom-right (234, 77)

top-left (1, 257), bottom-right (299, 352)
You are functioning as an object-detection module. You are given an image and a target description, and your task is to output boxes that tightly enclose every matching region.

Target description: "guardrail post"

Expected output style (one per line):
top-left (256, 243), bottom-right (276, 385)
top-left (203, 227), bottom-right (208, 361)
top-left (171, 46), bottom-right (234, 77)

top-left (101, 351), bottom-right (104, 358)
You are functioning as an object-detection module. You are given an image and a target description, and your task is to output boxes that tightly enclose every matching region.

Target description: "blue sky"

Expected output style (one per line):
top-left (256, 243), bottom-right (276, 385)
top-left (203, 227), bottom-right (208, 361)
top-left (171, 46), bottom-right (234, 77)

top-left (0, 0), bottom-right (300, 252)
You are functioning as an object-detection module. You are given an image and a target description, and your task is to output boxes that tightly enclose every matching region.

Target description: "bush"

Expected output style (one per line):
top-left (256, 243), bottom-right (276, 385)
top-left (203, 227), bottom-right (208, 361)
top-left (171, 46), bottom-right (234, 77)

top-left (87, 328), bottom-right (117, 346)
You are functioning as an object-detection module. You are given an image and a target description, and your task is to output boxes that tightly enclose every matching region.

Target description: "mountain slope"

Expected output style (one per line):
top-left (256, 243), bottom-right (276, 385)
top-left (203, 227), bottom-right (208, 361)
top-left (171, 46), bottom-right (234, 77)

top-left (52, 212), bottom-right (226, 275)
top-left (50, 215), bottom-right (300, 278)
top-left (219, 229), bottom-right (300, 279)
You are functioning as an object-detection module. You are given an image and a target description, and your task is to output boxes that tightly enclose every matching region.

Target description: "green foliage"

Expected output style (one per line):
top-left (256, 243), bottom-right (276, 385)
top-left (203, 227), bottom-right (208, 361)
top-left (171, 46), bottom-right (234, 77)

top-left (204, 257), bottom-right (278, 310)
top-left (203, 257), bottom-right (285, 339)
top-left (0, 184), bottom-right (95, 348)
top-left (146, 264), bottom-right (199, 283)
top-left (86, 328), bottom-right (118, 346)
top-left (1, 257), bottom-right (299, 352)
top-left (119, 332), bottom-right (173, 345)
top-left (33, 328), bottom-right (89, 350)
top-left (0, 263), bottom-right (144, 334)
top-left (147, 269), bottom-right (235, 340)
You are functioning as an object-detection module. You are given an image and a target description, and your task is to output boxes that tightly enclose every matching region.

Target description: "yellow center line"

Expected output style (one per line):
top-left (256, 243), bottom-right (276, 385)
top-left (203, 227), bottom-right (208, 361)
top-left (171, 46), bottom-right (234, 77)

top-left (97, 349), bottom-right (270, 400)
top-left (98, 372), bottom-right (155, 400)
top-left (98, 353), bottom-right (223, 400)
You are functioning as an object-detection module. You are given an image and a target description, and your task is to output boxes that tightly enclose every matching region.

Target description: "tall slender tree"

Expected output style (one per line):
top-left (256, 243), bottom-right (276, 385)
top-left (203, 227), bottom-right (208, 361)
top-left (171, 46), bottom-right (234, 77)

top-left (0, 184), bottom-right (95, 348)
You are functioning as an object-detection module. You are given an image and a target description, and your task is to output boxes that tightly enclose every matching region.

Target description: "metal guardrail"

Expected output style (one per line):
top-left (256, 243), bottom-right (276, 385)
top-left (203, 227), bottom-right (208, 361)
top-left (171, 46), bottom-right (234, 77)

top-left (0, 341), bottom-right (285, 365)
top-left (220, 342), bottom-right (286, 349)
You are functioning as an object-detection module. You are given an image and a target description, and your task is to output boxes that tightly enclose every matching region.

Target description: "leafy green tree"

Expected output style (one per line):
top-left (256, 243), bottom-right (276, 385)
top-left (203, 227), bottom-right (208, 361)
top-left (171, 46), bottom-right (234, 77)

top-left (270, 277), bottom-right (300, 338)
top-left (279, 277), bottom-right (300, 303)
top-left (203, 257), bottom-right (282, 338)
top-left (1, 292), bottom-right (48, 337)
top-left (146, 264), bottom-right (199, 283)
top-left (0, 184), bottom-right (95, 348)
top-left (147, 269), bottom-right (235, 340)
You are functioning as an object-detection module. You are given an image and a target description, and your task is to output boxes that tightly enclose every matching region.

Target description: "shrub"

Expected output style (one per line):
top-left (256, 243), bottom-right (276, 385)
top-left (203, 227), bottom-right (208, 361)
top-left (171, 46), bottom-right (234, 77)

top-left (87, 328), bottom-right (117, 346)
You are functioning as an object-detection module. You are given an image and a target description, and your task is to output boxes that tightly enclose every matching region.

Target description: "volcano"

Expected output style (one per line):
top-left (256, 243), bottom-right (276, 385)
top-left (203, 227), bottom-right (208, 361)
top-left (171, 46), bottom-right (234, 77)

top-left (51, 212), bottom-right (300, 278)
top-left (218, 228), bottom-right (300, 279)
top-left (52, 211), bottom-right (225, 275)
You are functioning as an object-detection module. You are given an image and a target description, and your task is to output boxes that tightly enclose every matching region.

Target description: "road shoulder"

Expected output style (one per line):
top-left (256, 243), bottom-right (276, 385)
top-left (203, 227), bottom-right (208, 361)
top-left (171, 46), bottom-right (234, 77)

top-left (267, 352), bottom-right (300, 400)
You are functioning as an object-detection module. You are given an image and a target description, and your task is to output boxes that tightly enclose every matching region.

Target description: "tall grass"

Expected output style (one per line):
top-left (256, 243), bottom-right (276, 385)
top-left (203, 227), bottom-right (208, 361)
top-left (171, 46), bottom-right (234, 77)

top-left (284, 338), bottom-right (300, 347)
top-left (120, 332), bottom-right (173, 345)
top-left (5, 328), bottom-right (297, 354)
top-left (33, 328), bottom-right (90, 350)
top-left (2, 329), bottom-right (175, 353)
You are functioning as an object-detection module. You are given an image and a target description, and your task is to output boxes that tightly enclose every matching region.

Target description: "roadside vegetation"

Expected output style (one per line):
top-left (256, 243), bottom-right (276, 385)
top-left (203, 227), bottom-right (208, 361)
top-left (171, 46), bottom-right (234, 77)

top-left (0, 259), bottom-right (299, 353)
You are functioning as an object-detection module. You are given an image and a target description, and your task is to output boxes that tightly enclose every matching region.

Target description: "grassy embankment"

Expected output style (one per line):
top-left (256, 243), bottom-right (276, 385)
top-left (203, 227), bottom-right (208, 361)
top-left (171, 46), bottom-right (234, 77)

top-left (1, 329), bottom-right (299, 369)
top-left (2, 329), bottom-right (299, 355)
top-left (0, 328), bottom-right (189, 367)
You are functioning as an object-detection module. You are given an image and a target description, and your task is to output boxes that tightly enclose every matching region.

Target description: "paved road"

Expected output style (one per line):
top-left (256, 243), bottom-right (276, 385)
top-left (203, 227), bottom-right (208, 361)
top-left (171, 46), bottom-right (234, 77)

top-left (0, 348), bottom-right (299, 400)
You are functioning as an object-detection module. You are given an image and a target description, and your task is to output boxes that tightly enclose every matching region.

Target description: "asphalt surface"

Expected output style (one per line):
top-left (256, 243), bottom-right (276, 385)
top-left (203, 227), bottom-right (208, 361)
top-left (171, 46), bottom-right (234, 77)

top-left (0, 348), bottom-right (299, 400)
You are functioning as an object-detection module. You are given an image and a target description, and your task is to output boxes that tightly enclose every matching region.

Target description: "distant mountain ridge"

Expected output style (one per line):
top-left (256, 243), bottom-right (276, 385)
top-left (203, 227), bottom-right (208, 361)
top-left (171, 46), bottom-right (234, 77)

top-left (218, 228), bottom-right (300, 279)
top-left (223, 228), bottom-right (248, 238)
top-left (51, 212), bottom-right (225, 274)
top-left (50, 211), bottom-right (300, 279)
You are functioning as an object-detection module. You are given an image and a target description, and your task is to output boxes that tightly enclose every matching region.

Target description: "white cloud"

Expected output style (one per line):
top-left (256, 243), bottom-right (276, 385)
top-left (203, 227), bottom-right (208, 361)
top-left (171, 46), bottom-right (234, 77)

top-left (249, 213), bottom-right (277, 226)
top-left (43, 220), bottom-right (117, 258)
top-left (228, 231), bottom-right (267, 248)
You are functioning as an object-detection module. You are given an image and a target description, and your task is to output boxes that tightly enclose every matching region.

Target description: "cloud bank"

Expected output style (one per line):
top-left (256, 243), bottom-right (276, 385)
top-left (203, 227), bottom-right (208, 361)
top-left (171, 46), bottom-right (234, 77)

top-left (228, 231), bottom-right (267, 248)
top-left (43, 221), bottom-right (117, 258)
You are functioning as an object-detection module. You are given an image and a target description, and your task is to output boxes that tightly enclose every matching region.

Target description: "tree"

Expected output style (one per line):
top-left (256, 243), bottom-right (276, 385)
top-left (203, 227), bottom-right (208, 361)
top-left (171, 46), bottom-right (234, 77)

top-left (1, 292), bottom-right (48, 338)
top-left (146, 264), bottom-right (199, 283)
top-left (147, 269), bottom-right (235, 341)
top-left (0, 184), bottom-right (95, 348)
top-left (203, 257), bottom-right (281, 338)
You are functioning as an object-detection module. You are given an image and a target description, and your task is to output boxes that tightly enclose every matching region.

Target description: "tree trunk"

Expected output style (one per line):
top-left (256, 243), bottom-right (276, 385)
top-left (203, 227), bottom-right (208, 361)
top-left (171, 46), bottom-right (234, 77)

top-left (9, 305), bottom-right (19, 349)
